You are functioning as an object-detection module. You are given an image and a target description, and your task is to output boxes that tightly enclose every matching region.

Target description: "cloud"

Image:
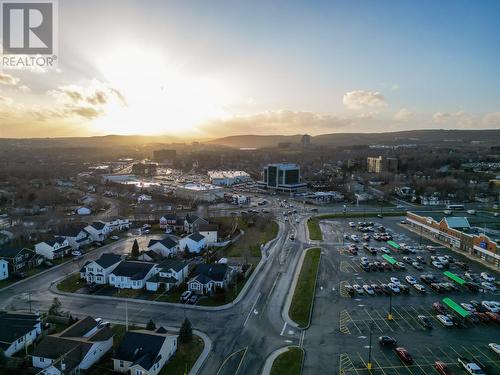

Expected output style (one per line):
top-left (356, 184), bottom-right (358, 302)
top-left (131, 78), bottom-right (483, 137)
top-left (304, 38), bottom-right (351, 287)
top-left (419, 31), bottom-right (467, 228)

top-left (0, 73), bottom-right (20, 86)
top-left (391, 84), bottom-right (400, 91)
top-left (393, 108), bottom-right (413, 122)
top-left (433, 111), bottom-right (474, 127)
top-left (49, 81), bottom-right (126, 107)
top-left (481, 112), bottom-right (500, 127)
top-left (343, 90), bottom-right (387, 110)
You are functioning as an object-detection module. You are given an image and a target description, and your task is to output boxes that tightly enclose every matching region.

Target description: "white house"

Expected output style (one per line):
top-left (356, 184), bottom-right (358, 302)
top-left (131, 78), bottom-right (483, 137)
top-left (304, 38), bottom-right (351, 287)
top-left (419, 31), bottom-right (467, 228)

top-left (188, 263), bottom-right (234, 295)
top-left (32, 316), bottom-right (114, 374)
top-left (146, 259), bottom-right (189, 292)
top-left (109, 261), bottom-right (158, 289)
top-left (79, 253), bottom-right (122, 285)
top-left (0, 259), bottom-right (8, 280)
top-left (76, 206), bottom-right (92, 216)
top-left (35, 237), bottom-right (71, 260)
top-left (0, 312), bottom-right (41, 357)
top-left (183, 214), bottom-right (208, 233)
top-left (113, 328), bottom-right (178, 375)
top-left (147, 237), bottom-right (179, 257)
top-left (179, 232), bottom-right (206, 253)
top-left (85, 221), bottom-right (111, 242)
top-left (56, 222), bottom-right (92, 249)
top-left (198, 224), bottom-right (218, 244)
top-left (107, 218), bottom-right (130, 231)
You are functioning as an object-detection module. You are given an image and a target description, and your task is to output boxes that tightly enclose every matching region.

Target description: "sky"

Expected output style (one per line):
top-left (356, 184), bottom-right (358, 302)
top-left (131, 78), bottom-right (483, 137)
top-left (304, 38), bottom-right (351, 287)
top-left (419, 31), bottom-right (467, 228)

top-left (0, 0), bottom-right (499, 139)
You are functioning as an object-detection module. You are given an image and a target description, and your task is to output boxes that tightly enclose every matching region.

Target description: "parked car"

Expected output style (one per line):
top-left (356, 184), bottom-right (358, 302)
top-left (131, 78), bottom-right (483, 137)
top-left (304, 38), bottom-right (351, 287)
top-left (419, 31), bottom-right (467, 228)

top-left (71, 250), bottom-right (82, 256)
top-left (432, 261), bottom-right (444, 269)
top-left (480, 272), bottom-right (495, 282)
top-left (380, 247), bottom-right (390, 254)
top-left (390, 277), bottom-right (401, 285)
top-left (413, 284), bottom-right (426, 293)
top-left (418, 315), bottom-right (433, 329)
top-left (180, 291), bottom-right (192, 302)
top-left (187, 295), bottom-right (199, 305)
top-left (482, 301), bottom-right (499, 313)
top-left (388, 283), bottom-right (400, 294)
top-left (395, 347), bottom-right (414, 365)
top-left (412, 262), bottom-right (424, 270)
top-left (460, 303), bottom-right (476, 312)
top-left (433, 302), bottom-right (448, 314)
top-left (405, 275), bottom-right (417, 285)
top-left (378, 336), bottom-right (397, 346)
top-left (372, 284), bottom-right (383, 295)
top-left (436, 314), bottom-right (453, 327)
top-left (363, 284), bottom-right (375, 295)
top-left (110, 235), bottom-right (119, 240)
top-left (457, 358), bottom-right (486, 375)
top-left (434, 361), bottom-right (455, 375)
top-left (344, 283), bottom-right (355, 296)
top-left (486, 312), bottom-right (500, 324)
top-left (481, 282), bottom-right (497, 292)
top-left (488, 343), bottom-right (500, 356)
top-left (353, 284), bottom-right (364, 295)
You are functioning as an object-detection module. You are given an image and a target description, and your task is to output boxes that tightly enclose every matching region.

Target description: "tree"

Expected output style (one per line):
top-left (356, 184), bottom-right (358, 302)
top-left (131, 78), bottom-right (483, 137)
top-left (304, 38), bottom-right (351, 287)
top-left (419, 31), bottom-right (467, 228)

top-left (179, 318), bottom-right (193, 343)
top-left (48, 297), bottom-right (62, 316)
top-left (183, 245), bottom-right (190, 259)
top-left (146, 319), bottom-right (156, 331)
top-left (131, 239), bottom-right (140, 258)
top-left (0, 348), bottom-right (7, 372)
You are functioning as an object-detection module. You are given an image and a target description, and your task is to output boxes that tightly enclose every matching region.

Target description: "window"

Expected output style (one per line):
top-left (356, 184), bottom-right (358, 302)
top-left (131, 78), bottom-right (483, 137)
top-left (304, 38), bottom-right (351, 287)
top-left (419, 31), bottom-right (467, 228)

top-left (119, 360), bottom-right (124, 367)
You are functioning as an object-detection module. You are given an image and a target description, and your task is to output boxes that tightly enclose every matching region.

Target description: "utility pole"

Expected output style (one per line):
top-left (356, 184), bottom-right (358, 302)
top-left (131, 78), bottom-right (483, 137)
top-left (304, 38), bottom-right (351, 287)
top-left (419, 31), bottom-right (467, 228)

top-left (387, 293), bottom-right (393, 320)
top-left (28, 290), bottom-right (32, 312)
top-left (125, 301), bottom-right (128, 331)
top-left (367, 322), bottom-right (373, 370)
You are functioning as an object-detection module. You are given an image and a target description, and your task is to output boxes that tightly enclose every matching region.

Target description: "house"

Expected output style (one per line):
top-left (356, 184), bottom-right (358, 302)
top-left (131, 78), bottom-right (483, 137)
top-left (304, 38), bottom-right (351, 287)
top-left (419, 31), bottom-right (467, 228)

top-left (179, 232), bottom-right (206, 254)
top-left (76, 207), bottom-right (91, 216)
top-left (159, 215), bottom-right (177, 230)
top-left (137, 250), bottom-right (164, 263)
top-left (0, 246), bottom-right (40, 274)
top-left (183, 214), bottom-right (208, 233)
top-left (84, 221), bottom-right (111, 242)
top-left (146, 259), bottom-right (189, 292)
top-left (56, 222), bottom-right (92, 249)
top-left (79, 253), bottom-right (122, 285)
top-left (0, 259), bottom-right (8, 280)
top-left (113, 328), bottom-right (178, 375)
top-left (188, 263), bottom-right (234, 295)
top-left (35, 237), bottom-right (71, 260)
top-left (109, 261), bottom-right (158, 289)
top-left (0, 312), bottom-right (41, 356)
top-left (32, 316), bottom-right (114, 374)
top-left (107, 218), bottom-right (130, 231)
top-left (147, 237), bottom-right (179, 257)
top-left (198, 224), bottom-right (218, 244)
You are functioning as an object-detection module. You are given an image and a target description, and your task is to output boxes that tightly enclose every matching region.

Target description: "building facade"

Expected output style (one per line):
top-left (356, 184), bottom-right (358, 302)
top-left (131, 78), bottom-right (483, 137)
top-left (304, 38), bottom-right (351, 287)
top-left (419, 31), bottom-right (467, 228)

top-left (258, 163), bottom-right (307, 193)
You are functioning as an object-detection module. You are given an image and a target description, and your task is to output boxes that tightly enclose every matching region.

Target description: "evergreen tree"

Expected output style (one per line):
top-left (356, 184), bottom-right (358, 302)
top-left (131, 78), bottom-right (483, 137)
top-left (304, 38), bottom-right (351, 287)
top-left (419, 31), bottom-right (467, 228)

top-left (146, 319), bottom-right (156, 331)
top-left (48, 297), bottom-right (62, 316)
top-left (179, 318), bottom-right (192, 343)
top-left (131, 239), bottom-right (140, 258)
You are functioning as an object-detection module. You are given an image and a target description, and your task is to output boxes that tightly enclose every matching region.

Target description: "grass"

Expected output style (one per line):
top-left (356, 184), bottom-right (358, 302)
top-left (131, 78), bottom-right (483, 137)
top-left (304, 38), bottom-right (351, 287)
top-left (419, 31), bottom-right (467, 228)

top-left (56, 273), bottom-right (83, 293)
top-left (159, 336), bottom-right (204, 375)
top-left (289, 247), bottom-right (321, 328)
top-left (307, 217), bottom-right (323, 241)
top-left (316, 211), bottom-right (406, 219)
top-left (197, 271), bottom-right (253, 306)
top-left (270, 347), bottom-right (304, 375)
top-left (112, 288), bottom-right (143, 298)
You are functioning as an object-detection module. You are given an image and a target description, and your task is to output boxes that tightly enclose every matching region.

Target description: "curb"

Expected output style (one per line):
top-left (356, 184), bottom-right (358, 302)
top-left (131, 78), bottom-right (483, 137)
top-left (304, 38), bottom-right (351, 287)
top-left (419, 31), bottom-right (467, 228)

top-left (261, 346), bottom-right (305, 375)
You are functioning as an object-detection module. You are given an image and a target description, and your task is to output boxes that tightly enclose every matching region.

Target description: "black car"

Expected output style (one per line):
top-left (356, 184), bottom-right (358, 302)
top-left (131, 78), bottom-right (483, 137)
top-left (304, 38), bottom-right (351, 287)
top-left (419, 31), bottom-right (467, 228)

top-left (399, 285), bottom-right (410, 294)
top-left (464, 282), bottom-right (480, 292)
top-left (417, 315), bottom-right (433, 329)
top-left (379, 336), bottom-right (397, 346)
top-left (344, 284), bottom-right (355, 296)
top-left (454, 261), bottom-right (468, 270)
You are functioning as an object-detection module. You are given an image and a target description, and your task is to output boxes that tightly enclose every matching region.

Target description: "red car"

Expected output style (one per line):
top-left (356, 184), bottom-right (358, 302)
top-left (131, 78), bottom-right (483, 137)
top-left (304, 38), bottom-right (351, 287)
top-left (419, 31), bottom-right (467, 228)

top-left (395, 347), bottom-right (414, 365)
top-left (433, 302), bottom-right (448, 315)
top-left (434, 361), bottom-right (454, 375)
top-left (485, 312), bottom-right (500, 323)
top-left (474, 312), bottom-right (490, 323)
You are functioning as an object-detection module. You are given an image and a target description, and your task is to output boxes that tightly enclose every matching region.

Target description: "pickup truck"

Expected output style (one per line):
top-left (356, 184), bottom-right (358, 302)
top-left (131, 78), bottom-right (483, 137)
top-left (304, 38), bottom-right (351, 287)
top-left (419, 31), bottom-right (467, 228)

top-left (458, 358), bottom-right (486, 375)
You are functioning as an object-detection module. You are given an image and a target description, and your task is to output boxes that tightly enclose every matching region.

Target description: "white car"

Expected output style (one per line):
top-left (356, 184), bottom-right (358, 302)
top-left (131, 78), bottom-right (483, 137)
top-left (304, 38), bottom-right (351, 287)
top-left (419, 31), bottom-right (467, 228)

top-left (480, 272), bottom-right (495, 282)
top-left (406, 247), bottom-right (416, 254)
top-left (363, 285), bottom-right (375, 295)
top-left (413, 284), bottom-right (426, 293)
top-left (71, 250), bottom-right (82, 256)
top-left (460, 303), bottom-right (476, 312)
top-left (437, 256), bottom-right (449, 265)
top-left (349, 222), bottom-right (356, 228)
top-left (436, 314), bottom-right (453, 327)
top-left (405, 276), bottom-right (417, 285)
top-left (488, 343), bottom-right (500, 356)
top-left (353, 284), bottom-right (364, 295)
top-left (390, 277), bottom-right (401, 286)
top-left (110, 235), bottom-right (119, 240)
top-left (481, 301), bottom-right (499, 313)
top-left (388, 283), bottom-right (400, 293)
top-left (481, 282), bottom-right (497, 292)
top-left (380, 247), bottom-right (390, 254)
top-left (432, 261), bottom-right (444, 269)
top-left (350, 235), bottom-right (360, 242)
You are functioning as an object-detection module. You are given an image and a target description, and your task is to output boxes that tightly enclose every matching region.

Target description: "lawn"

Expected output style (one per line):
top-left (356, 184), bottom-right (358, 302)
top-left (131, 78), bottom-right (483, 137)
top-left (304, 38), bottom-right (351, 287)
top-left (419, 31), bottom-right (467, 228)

top-left (307, 217), bottom-right (323, 241)
top-left (112, 288), bottom-right (143, 298)
top-left (270, 347), bottom-right (304, 375)
top-left (289, 247), bottom-right (321, 328)
top-left (56, 273), bottom-right (83, 293)
top-left (159, 336), bottom-right (204, 375)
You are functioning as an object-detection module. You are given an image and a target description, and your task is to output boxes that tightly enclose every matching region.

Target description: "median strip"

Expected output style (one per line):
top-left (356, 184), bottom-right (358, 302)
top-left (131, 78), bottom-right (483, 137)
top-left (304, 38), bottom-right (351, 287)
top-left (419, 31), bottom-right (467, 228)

top-left (270, 347), bottom-right (304, 375)
top-left (289, 247), bottom-right (321, 328)
top-left (307, 217), bottom-right (323, 241)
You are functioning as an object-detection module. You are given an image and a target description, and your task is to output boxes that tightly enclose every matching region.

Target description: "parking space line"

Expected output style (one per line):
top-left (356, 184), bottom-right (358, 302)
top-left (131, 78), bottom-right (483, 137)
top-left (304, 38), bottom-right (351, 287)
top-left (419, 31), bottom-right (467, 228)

top-left (472, 344), bottom-right (497, 362)
top-left (363, 308), bottom-right (384, 332)
top-left (392, 307), bottom-right (415, 330)
top-left (379, 350), bottom-right (402, 375)
top-left (387, 308), bottom-right (405, 332)
top-left (373, 309), bottom-right (394, 332)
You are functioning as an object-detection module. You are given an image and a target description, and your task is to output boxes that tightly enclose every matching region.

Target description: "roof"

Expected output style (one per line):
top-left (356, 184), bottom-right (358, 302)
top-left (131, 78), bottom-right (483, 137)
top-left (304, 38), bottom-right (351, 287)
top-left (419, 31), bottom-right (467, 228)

top-left (194, 263), bottom-right (228, 282)
top-left (111, 261), bottom-right (156, 280)
top-left (444, 217), bottom-right (471, 229)
top-left (0, 312), bottom-right (40, 345)
top-left (141, 250), bottom-right (164, 262)
top-left (185, 215), bottom-right (206, 224)
top-left (148, 237), bottom-right (178, 249)
top-left (147, 274), bottom-right (177, 284)
top-left (57, 222), bottom-right (88, 237)
top-left (190, 273), bottom-right (214, 285)
top-left (33, 335), bottom-right (93, 368)
top-left (93, 253), bottom-right (122, 269)
top-left (160, 214), bottom-right (177, 221)
top-left (158, 259), bottom-right (188, 272)
top-left (189, 232), bottom-right (205, 242)
top-left (59, 316), bottom-right (98, 338)
top-left (198, 224), bottom-right (218, 232)
top-left (0, 245), bottom-right (33, 258)
top-left (43, 236), bottom-right (67, 246)
top-left (90, 221), bottom-right (107, 230)
top-left (114, 330), bottom-right (176, 371)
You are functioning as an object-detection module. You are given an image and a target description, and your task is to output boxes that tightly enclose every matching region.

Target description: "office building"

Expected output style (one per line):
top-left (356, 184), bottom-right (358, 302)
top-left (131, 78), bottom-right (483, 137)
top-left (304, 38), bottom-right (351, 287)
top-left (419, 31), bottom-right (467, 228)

top-left (153, 149), bottom-right (177, 164)
top-left (367, 156), bottom-right (398, 173)
top-left (301, 134), bottom-right (311, 146)
top-left (258, 163), bottom-right (307, 193)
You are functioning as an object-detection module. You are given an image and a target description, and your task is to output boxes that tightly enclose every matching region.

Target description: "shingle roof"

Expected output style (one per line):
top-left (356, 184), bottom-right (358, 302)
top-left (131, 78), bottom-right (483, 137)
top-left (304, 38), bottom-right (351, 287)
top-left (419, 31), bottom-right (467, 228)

top-left (194, 263), bottom-right (228, 282)
top-left (0, 246), bottom-right (33, 258)
top-left (59, 316), bottom-right (98, 338)
top-left (33, 335), bottom-right (93, 364)
top-left (198, 224), bottom-right (218, 232)
top-left (148, 237), bottom-right (178, 249)
top-left (111, 261), bottom-right (156, 280)
top-left (185, 215), bottom-right (206, 224)
top-left (0, 312), bottom-right (40, 344)
top-left (57, 222), bottom-right (88, 237)
top-left (158, 259), bottom-right (187, 272)
top-left (44, 236), bottom-right (66, 247)
top-left (189, 232), bottom-right (205, 242)
top-left (90, 221), bottom-right (107, 230)
top-left (93, 253), bottom-right (122, 269)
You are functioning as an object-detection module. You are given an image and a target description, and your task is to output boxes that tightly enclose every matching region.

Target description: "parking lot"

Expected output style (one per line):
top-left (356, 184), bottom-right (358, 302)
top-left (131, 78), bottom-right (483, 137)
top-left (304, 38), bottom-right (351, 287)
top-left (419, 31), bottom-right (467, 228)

top-left (305, 216), bottom-right (500, 375)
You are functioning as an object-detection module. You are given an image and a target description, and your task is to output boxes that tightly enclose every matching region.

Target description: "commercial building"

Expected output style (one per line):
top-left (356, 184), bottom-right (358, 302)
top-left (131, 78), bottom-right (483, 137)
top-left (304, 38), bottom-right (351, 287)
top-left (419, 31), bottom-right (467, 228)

top-left (153, 149), bottom-right (177, 163)
top-left (301, 134), bottom-right (311, 146)
top-left (406, 211), bottom-right (500, 268)
top-left (208, 170), bottom-right (252, 186)
top-left (367, 156), bottom-right (398, 173)
top-left (132, 163), bottom-right (157, 176)
top-left (258, 163), bottom-right (307, 193)
top-left (175, 182), bottom-right (225, 202)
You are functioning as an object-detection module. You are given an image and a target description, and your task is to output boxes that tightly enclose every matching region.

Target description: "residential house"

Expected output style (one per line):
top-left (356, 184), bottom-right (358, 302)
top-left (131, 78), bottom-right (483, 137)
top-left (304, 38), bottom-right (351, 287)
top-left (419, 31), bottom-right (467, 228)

top-left (107, 218), bottom-right (130, 231)
top-left (79, 253), bottom-right (122, 285)
top-left (0, 246), bottom-right (40, 274)
top-left (147, 237), bottom-right (179, 258)
top-left (35, 237), bottom-right (71, 260)
top-left (109, 261), bottom-right (158, 289)
top-left (85, 221), bottom-right (111, 242)
top-left (159, 215), bottom-right (177, 230)
top-left (56, 222), bottom-right (92, 249)
top-left (198, 224), bottom-right (218, 244)
top-left (0, 312), bottom-right (42, 356)
top-left (0, 259), bottom-right (8, 280)
top-left (137, 250), bottom-right (164, 263)
top-left (113, 328), bottom-right (178, 375)
top-left (188, 263), bottom-right (234, 295)
top-left (146, 259), bottom-right (189, 292)
top-left (32, 316), bottom-right (114, 374)
top-left (179, 232), bottom-right (206, 254)
top-left (183, 214), bottom-right (208, 233)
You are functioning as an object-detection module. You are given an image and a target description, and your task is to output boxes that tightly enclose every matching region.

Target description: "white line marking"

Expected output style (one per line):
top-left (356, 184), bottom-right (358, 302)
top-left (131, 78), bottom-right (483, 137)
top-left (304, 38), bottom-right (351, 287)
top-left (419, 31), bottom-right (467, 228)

top-left (280, 322), bottom-right (287, 336)
top-left (243, 292), bottom-right (261, 327)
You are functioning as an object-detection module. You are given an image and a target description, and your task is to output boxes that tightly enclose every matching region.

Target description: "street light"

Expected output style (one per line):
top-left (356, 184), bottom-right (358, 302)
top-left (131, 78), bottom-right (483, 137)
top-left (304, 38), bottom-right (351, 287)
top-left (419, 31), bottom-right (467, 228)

top-left (387, 293), bottom-right (393, 320)
top-left (367, 322), bottom-right (374, 370)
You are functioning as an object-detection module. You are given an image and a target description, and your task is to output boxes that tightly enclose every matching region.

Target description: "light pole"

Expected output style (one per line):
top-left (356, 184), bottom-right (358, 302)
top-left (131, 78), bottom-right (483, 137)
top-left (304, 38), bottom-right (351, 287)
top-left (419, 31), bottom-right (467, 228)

top-left (387, 293), bottom-right (393, 320)
top-left (367, 322), bottom-right (374, 370)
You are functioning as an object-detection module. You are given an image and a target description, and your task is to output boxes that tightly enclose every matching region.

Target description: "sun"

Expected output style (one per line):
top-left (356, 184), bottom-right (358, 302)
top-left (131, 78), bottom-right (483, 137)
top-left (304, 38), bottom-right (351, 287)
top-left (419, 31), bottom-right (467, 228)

top-left (89, 44), bottom-right (231, 136)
